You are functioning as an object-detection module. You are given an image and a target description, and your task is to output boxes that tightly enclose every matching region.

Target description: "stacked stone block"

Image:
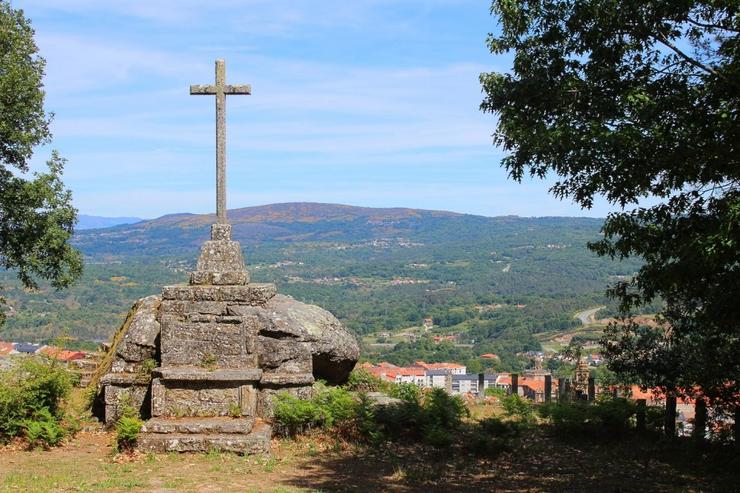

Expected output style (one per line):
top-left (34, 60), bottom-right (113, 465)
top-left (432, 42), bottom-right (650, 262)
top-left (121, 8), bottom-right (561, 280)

top-left (94, 223), bottom-right (360, 454)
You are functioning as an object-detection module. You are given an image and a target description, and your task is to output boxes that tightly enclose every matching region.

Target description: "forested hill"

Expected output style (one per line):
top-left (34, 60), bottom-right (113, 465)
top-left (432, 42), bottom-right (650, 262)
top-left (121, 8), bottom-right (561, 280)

top-left (4, 202), bottom-right (637, 369)
top-left (73, 202), bottom-right (604, 257)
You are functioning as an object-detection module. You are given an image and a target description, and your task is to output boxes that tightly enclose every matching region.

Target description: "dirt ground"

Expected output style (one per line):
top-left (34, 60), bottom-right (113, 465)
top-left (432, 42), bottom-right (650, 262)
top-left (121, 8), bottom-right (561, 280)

top-left (1, 426), bottom-right (738, 493)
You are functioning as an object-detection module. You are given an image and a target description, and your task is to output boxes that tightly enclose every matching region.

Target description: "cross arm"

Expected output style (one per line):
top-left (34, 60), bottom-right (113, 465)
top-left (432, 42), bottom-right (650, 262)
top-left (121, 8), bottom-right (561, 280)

top-left (190, 84), bottom-right (216, 95)
top-left (224, 84), bottom-right (251, 95)
top-left (189, 84), bottom-right (251, 95)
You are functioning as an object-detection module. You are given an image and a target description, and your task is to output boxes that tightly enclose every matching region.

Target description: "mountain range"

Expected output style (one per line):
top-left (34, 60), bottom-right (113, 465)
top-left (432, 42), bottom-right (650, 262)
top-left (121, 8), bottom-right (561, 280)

top-left (73, 202), bottom-right (604, 257)
top-left (76, 215), bottom-right (144, 230)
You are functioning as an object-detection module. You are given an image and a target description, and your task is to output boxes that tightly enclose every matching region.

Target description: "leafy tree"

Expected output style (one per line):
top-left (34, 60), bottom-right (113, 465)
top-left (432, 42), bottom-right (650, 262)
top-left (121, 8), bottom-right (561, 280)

top-left (481, 0), bottom-right (739, 410)
top-left (0, 1), bottom-right (82, 323)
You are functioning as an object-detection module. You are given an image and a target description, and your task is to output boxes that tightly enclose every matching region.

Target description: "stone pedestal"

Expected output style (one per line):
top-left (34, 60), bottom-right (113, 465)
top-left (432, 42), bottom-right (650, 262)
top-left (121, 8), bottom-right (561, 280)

top-left (138, 224), bottom-right (274, 454)
top-left (94, 222), bottom-right (359, 454)
top-left (190, 224), bottom-right (249, 285)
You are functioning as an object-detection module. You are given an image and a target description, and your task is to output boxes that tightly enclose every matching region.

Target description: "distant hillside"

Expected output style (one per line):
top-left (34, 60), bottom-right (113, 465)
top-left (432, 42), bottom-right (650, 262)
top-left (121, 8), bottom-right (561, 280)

top-left (73, 202), bottom-right (603, 257)
top-left (6, 202), bottom-right (638, 355)
top-left (77, 215), bottom-right (144, 230)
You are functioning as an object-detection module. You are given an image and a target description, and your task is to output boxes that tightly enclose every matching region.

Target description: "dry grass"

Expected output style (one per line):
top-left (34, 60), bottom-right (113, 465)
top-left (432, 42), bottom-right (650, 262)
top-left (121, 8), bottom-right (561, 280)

top-left (1, 420), bottom-right (737, 493)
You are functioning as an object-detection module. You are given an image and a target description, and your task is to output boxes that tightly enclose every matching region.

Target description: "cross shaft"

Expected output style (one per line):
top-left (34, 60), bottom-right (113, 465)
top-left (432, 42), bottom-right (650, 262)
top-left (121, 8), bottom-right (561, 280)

top-left (190, 59), bottom-right (251, 224)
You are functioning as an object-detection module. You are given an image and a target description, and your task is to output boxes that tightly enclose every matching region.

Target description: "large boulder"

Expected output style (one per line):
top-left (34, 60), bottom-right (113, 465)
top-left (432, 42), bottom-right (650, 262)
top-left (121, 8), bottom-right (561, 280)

top-left (94, 292), bottom-right (360, 425)
top-left (264, 294), bottom-right (360, 384)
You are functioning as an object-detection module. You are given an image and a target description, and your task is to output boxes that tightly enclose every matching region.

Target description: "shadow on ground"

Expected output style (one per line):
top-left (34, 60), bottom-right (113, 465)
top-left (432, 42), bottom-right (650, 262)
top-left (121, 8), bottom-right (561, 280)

top-left (281, 430), bottom-right (740, 493)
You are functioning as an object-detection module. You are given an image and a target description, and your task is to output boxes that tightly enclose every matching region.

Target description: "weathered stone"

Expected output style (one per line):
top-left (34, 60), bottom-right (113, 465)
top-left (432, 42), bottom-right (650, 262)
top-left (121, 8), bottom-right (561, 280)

top-left (137, 422), bottom-right (271, 454)
top-left (100, 372), bottom-right (151, 386)
top-left (161, 284), bottom-right (276, 304)
top-left (257, 336), bottom-right (312, 373)
top-left (154, 368), bottom-right (262, 382)
top-left (160, 311), bottom-right (254, 368)
top-left (115, 295), bottom-right (160, 363)
top-left (102, 382), bottom-right (149, 425)
top-left (189, 60), bottom-right (251, 225)
top-left (259, 373), bottom-right (315, 386)
top-left (190, 236), bottom-right (249, 286)
top-left (161, 383), bottom-right (240, 417)
top-left (210, 223), bottom-right (232, 241)
top-left (151, 378), bottom-right (165, 417)
top-left (141, 416), bottom-right (254, 434)
top-left (265, 294), bottom-right (359, 383)
top-left (240, 384), bottom-right (257, 416)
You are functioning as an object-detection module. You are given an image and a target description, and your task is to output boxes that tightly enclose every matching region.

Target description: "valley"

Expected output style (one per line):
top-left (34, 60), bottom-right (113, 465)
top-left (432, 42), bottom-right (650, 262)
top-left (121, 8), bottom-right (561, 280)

top-left (1, 203), bottom-right (648, 372)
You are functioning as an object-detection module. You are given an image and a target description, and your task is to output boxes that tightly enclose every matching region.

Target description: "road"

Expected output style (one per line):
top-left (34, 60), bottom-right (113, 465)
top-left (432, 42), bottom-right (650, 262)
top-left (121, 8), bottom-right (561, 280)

top-left (574, 306), bottom-right (605, 325)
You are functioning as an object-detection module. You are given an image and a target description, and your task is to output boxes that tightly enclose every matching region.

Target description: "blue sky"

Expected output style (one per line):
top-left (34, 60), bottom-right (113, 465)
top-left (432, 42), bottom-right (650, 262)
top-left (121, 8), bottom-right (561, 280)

top-left (18, 0), bottom-right (614, 219)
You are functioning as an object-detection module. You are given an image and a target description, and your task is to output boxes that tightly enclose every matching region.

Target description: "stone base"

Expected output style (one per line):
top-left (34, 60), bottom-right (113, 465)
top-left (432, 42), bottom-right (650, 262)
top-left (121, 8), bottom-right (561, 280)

top-left (141, 416), bottom-right (255, 434)
top-left (100, 373), bottom-right (151, 426)
top-left (137, 420), bottom-right (271, 454)
top-left (189, 224), bottom-right (250, 286)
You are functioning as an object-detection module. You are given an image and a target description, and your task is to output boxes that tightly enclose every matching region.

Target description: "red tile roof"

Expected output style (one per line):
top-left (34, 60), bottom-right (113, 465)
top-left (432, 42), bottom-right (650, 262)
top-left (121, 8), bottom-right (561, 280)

top-left (38, 346), bottom-right (86, 361)
top-left (0, 341), bottom-right (14, 355)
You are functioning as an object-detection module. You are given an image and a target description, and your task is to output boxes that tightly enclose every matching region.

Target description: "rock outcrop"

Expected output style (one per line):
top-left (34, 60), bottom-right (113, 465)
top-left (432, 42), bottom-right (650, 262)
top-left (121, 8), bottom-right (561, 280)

top-left (265, 294), bottom-right (360, 384)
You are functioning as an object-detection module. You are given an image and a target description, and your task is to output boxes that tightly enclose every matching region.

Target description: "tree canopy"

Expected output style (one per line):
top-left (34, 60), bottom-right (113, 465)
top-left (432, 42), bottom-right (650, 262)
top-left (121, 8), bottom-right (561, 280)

top-left (481, 0), bottom-right (738, 410)
top-left (0, 2), bottom-right (82, 322)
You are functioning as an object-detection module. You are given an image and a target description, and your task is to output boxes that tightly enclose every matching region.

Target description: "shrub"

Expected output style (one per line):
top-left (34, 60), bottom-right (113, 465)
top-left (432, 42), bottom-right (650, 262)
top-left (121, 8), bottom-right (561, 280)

top-left (422, 388), bottom-right (468, 429)
top-left (538, 397), bottom-right (636, 438)
top-left (372, 400), bottom-right (424, 440)
top-left (463, 417), bottom-right (522, 458)
top-left (23, 408), bottom-right (64, 448)
top-left (273, 383), bottom-right (357, 436)
top-left (0, 356), bottom-right (74, 444)
top-left (369, 388), bottom-right (469, 448)
top-left (484, 387), bottom-right (507, 399)
top-left (354, 393), bottom-right (383, 444)
top-left (344, 368), bottom-right (391, 393)
top-left (501, 394), bottom-right (535, 423)
top-left (389, 382), bottom-right (421, 403)
top-left (115, 416), bottom-right (143, 451)
top-left (423, 425), bottom-right (454, 448)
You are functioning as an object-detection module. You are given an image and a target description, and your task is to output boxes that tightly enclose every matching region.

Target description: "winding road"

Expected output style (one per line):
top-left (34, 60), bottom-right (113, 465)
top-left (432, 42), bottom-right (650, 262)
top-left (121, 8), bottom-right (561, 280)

top-left (574, 306), bottom-right (605, 325)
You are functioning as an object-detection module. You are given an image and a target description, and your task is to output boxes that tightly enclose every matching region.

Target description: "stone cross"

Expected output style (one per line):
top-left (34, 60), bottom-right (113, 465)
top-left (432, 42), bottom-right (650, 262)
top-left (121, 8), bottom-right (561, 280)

top-left (190, 59), bottom-right (251, 224)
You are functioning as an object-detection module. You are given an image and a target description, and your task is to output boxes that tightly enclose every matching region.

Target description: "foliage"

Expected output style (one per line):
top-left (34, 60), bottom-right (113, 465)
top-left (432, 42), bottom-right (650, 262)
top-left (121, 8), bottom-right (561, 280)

top-left (0, 2), bottom-right (82, 315)
top-left (388, 382), bottom-right (421, 403)
top-left (138, 358), bottom-right (157, 376)
top-left (484, 387), bottom-right (506, 398)
top-left (538, 397), bottom-right (636, 439)
top-left (114, 394), bottom-right (143, 451)
top-left (343, 368), bottom-right (391, 393)
top-left (500, 393), bottom-right (535, 423)
top-left (200, 353), bottom-right (218, 370)
top-left (481, 0), bottom-right (739, 410)
top-left (370, 388), bottom-right (469, 448)
top-left (23, 407), bottom-right (64, 448)
top-left (354, 393), bottom-right (383, 444)
top-left (0, 356), bottom-right (74, 445)
top-left (273, 383), bottom-right (356, 436)
top-left (228, 402), bottom-right (242, 418)
top-left (465, 417), bottom-right (522, 457)
top-left (115, 416), bottom-right (143, 451)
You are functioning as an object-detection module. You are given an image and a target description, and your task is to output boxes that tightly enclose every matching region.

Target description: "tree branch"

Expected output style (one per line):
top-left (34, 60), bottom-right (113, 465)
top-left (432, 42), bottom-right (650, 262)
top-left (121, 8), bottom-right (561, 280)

top-left (685, 17), bottom-right (740, 33)
top-left (654, 32), bottom-right (718, 76)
